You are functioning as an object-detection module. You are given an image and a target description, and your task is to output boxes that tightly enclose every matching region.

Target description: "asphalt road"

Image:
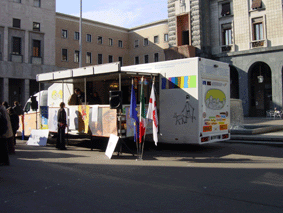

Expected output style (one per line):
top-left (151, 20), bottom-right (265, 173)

top-left (1, 139), bottom-right (283, 213)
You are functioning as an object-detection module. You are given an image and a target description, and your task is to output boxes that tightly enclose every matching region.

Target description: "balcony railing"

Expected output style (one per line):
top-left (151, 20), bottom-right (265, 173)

top-left (221, 45), bottom-right (232, 52)
top-left (31, 56), bottom-right (42, 65)
top-left (250, 40), bottom-right (265, 48)
top-left (10, 54), bottom-right (23, 63)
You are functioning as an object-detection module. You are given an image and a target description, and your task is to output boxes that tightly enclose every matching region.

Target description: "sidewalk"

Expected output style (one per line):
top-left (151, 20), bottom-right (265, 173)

top-left (229, 117), bottom-right (283, 144)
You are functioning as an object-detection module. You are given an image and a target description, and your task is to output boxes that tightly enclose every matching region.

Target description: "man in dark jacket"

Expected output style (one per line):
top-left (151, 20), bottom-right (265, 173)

top-left (12, 101), bottom-right (24, 116)
top-left (56, 102), bottom-right (67, 150)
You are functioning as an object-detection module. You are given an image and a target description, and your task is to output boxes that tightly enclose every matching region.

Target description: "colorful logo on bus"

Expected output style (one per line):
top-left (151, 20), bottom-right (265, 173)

top-left (205, 89), bottom-right (226, 110)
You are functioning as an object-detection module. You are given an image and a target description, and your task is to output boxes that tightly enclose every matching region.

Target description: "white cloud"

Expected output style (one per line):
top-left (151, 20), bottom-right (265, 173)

top-left (72, 7), bottom-right (143, 28)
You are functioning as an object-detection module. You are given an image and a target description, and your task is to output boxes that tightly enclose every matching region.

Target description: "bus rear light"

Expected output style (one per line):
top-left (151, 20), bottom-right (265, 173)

top-left (222, 134), bottom-right (229, 139)
top-left (201, 137), bottom-right (209, 143)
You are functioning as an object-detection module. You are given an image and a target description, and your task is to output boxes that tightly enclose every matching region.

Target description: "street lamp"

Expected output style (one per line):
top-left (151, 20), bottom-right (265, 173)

top-left (257, 64), bottom-right (264, 83)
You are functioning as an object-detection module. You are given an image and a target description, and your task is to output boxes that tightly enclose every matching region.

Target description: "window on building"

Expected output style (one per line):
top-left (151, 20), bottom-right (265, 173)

top-left (251, 0), bottom-right (262, 10)
top-left (221, 2), bottom-right (231, 16)
top-left (34, 0), bottom-right (41, 7)
top-left (32, 40), bottom-right (41, 57)
top-left (222, 23), bottom-right (232, 45)
top-left (98, 54), bottom-right (103, 64)
top-left (74, 32), bottom-right (80, 40)
top-left (144, 38), bottom-right (149, 46)
top-left (144, 55), bottom-right (149, 63)
top-left (12, 37), bottom-right (21, 55)
top-left (118, 57), bottom-right (123, 66)
top-left (13, 18), bottom-right (21, 28)
top-left (13, 0), bottom-right (21, 3)
top-left (74, 50), bottom-right (79, 63)
top-left (109, 38), bottom-right (113, 46)
top-left (98, 36), bottom-right (103, 44)
top-left (135, 40), bottom-right (139, 48)
top-left (86, 52), bottom-right (91, 64)
top-left (252, 17), bottom-right (263, 40)
top-left (62, 30), bottom-right (68, 38)
top-left (86, 34), bottom-right (92, 42)
top-left (135, 56), bottom-right (139, 65)
top-left (108, 55), bottom-right (113, 63)
top-left (33, 22), bottom-right (40, 31)
top-left (154, 35), bottom-right (159, 44)
top-left (182, 31), bottom-right (189, 45)
top-left (118, 40), bottom-right (123, 48)
top-left (164, 34), bottom-right (169, 42)
top-left (154, 53), bottom-right (159, 62)
top-left (62, 49), bottom-right (67, 61)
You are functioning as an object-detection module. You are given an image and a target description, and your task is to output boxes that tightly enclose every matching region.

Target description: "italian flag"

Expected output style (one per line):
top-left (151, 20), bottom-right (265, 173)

top-left (139, 77), bottom-right (146, 143)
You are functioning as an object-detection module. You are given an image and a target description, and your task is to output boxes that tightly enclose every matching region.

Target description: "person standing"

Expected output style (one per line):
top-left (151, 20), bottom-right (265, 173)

top-left (56, 102), bottom-right (67, 150)
top-left (8, 107), bottom-right (19, 146)
top-left (74, 88), bottom-right (85, 104)
top-left (12, 101), bottom-right (24, 116)
top-left (0, 102), bottom-right (13, 165)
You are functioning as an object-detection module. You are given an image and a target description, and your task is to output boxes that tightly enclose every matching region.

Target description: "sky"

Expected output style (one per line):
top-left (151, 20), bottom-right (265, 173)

top-left (56, 0), bottom-right (168, 29)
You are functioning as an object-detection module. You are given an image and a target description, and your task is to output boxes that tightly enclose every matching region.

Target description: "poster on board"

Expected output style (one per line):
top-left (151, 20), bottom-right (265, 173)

top-left (105, 134), bottom-right (119, 159)
top-left (27, 129), bottom-right (49, 146)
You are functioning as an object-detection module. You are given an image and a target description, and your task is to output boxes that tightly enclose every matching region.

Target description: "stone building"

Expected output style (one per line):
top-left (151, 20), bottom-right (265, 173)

top-left (168, 0), bottom-right (283, 117)
top-left (0, 0), bottom-right (58, 106)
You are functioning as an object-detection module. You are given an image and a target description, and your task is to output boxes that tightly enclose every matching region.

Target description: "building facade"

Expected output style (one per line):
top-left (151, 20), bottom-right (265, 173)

top-left (55, 13), bottom-right (169, 68)
top-left (168, 0), bottom-right (283, 117)
top-left (0, 0), bottom-right (58, 106)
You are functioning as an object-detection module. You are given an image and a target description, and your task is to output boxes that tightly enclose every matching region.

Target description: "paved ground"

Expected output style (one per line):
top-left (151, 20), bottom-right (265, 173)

top-left (1, 139), bottom-right (283, 213)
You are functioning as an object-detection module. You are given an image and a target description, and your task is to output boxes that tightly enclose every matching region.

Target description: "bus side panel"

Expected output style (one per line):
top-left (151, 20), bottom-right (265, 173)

top-left (159, 59), bottom-right (200, 144)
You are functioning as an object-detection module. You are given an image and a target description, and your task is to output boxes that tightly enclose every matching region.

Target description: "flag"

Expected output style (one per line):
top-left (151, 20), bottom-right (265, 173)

top-left (139, 77), bottom-right (146, 143)
top-left (146, 82), bottom-right (158, 146)
top-left (130, 83), bottom-right (139, 142)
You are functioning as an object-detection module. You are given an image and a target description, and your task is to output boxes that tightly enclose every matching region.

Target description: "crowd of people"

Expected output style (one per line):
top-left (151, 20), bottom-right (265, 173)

top-left (0, 101), bottom-right (23, 166)
top-left (1, 89), bottom-right (102, 166)
top-left (68, 88), bottom-right (101, 105)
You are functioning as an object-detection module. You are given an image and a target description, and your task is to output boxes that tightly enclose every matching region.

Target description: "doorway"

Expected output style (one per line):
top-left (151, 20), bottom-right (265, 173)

top-left (248, 62), bottom-right (272, 117)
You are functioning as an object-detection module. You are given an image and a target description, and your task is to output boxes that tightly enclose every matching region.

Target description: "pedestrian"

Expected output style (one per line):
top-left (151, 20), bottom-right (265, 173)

top-left (12, 101), bottom-right (24, 116)
top-left (2, 101), bottom-right (10, 109)
top-left (8, 107), bottom-right (19, 146)
top-left (56, 102), bottom-right (67, 150)
top-left (0, 102), bottom-right (13, 165)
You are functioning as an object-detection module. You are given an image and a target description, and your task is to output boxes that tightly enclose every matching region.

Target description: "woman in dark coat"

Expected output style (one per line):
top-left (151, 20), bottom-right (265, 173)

top-left (8, 107), bottom-right (19, 146)
top-left (56, 102), bottom-right (67, 150)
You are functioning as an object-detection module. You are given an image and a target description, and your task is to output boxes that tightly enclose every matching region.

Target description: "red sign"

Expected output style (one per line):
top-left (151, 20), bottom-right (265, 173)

top-left (203, 126), bottom-right (212, 132)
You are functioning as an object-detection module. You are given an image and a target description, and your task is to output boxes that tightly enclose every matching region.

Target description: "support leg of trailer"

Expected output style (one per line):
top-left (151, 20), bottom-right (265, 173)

top-left (117, 138), bottom-right (135, 156)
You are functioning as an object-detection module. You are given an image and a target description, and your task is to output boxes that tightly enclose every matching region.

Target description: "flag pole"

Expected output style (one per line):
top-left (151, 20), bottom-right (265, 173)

top-left (133, 78), bottom-right (139, 156)
top-left (138, 76), bottom-right (144, 160)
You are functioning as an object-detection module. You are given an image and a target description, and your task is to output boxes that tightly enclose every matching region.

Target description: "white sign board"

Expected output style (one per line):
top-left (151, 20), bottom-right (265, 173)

top-left (27, 130), bottom-right (49, 146)
top-left (105, 134), bottom-right (119, 159)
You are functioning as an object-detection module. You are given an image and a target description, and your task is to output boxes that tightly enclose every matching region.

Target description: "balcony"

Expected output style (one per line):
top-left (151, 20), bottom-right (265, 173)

top-left (31, 56), bottom-right (42, 65)
top-left (250, 40), bottom-right (265, 48)
top-left (221, 45), bottom-right (233, 52)
top-left (10, 54), bottom-right (23, 63)
top-left (164, 45), bottom-right (196, 61)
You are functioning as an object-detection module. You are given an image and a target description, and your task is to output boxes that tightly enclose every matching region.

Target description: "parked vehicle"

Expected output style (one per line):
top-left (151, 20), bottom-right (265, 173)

top-left (22, 58), bottom-right (230, 144)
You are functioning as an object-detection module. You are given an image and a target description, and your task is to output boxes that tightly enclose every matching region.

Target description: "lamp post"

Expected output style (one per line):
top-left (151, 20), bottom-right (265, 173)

top-left (79, 0), bottom-right (82, 68)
